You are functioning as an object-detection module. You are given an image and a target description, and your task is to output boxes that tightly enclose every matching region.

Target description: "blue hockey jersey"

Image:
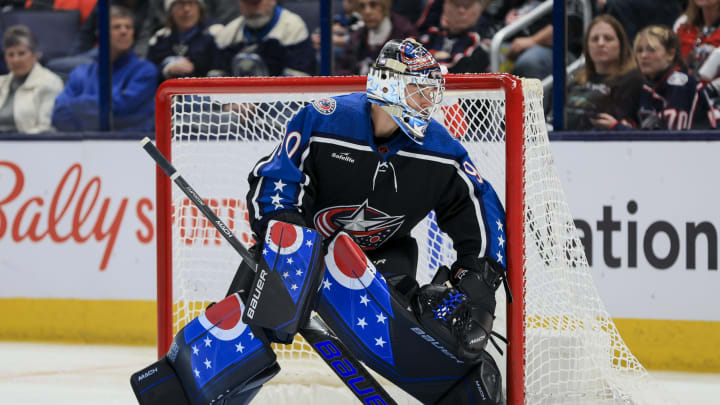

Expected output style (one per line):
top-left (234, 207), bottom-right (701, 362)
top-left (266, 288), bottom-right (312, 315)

top-left (616, 67), bottom-right (719, 130)
top-left (246, 92), bottom-right (506, 273)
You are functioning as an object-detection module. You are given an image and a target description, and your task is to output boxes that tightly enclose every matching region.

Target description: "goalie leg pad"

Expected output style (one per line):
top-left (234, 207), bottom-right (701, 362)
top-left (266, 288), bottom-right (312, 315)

top-left (242, 220), bottom-right (325, 343)
top-left (131, 293), bottom-right (279, 405)
top-left (318, 231), bottom-right (479, 403)
top-left (436, 350), bottom-right (504, 405)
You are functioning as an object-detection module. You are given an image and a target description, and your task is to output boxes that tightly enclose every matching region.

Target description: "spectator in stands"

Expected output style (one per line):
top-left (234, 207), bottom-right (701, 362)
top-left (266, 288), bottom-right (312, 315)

top-left (418, 0), bottom-right (490, 73)
top-left (335, 0), bottom-right (418, 75)
top-left (499, 0), bottom-right (584, 80)
top-left (143, 0), bottom-right (240, 58)
top-left (675, 0), bottom-right (720, 79)
top-left (392, 0), bottom-right (427, 25)
top-left (616, 25), bottom-right (717, 130)
top-left (565, 15), bottom-right (643, 130)
top-left (147, 0), bottom-right (222, 82)
top-left (147, 0), bottom-right (241, 26)
top-left (417, 0), bottom-right (492, 33)
top-left (311, 0), bottom-right (363, 58)
top-left (0, 25), bottom-right (63, 133)
top-left (51, 5), bottom-right (158, 131)
top-left (213, 0), bottom-right (316, 76)
top-left (204, 0), bottom-right (242, 24)
top-left (46, 0), bottom-right (153, 80)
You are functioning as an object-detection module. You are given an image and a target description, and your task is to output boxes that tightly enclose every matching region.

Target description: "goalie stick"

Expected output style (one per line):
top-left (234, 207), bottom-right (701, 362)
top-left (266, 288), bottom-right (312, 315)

top-left (140, 137), bottom-right (397, 405)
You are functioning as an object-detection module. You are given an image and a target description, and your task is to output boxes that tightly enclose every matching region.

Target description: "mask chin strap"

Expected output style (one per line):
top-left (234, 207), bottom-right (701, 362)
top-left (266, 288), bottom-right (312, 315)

top-left (379, 104), bottom-right (427, 143)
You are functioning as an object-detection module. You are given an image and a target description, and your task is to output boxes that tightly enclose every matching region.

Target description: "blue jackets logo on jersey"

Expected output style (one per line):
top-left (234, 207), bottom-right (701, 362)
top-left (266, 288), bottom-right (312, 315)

top-left (313, 199), bottom-right (405, 250)
top-left (312, 98), bottom-right (337, 115)
top-left (667, 71), bottom-right (688, 86)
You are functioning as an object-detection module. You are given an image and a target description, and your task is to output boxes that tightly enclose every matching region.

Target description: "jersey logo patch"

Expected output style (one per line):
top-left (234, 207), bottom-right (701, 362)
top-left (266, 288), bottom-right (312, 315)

top-left (312, 98), bottom-right (336, 115)
top-left (667, 71), bottom-right (688, 86)
top-left (314, 199), bottom-right (405, 250)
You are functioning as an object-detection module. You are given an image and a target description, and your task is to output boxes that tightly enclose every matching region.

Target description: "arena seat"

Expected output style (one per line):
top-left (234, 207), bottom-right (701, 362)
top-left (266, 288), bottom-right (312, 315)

top-left (0, 9), bottom-right (80, 69)
top-left (279, 0), bottom-right (344, 32)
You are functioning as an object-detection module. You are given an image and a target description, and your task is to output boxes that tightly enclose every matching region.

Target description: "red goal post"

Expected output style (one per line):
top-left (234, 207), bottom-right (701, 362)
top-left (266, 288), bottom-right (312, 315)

top-left (153, 74), bottom-right (661, 404)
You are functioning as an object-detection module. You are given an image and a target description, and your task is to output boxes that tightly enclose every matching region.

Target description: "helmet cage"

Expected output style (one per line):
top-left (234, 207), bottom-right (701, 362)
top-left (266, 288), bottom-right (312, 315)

top-left (367, 65), bottom-right (445, 143)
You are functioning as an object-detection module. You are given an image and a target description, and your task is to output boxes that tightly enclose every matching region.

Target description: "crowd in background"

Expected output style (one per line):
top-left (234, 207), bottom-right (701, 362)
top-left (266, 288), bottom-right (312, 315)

top-left (0, 0), bottom-right (717, 132)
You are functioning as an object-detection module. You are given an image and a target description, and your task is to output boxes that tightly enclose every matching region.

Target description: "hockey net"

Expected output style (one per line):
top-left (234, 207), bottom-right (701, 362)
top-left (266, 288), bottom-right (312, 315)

top-left (154, 75), bottom-right (664, 404)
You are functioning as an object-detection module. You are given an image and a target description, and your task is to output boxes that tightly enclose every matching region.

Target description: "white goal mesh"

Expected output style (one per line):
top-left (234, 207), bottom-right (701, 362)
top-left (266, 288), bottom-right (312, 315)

top-left (155, 75), bottom-right (666, 404)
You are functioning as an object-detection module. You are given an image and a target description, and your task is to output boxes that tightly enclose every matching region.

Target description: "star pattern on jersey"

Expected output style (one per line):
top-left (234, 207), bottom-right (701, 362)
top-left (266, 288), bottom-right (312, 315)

top-left (259, 175), bottom-right (294, 213)
top-left (273, 179), bottom-right (286, 191)
top-left (492, 219), bottom-right (507, 265)
top-left (270, 193), bottom-right (284, 210)
top-left (491, 218), bottom-right (505, 266)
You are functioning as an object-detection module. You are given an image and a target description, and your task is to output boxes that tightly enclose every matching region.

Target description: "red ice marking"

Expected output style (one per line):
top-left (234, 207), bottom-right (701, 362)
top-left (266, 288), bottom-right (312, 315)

top-left (270, 222), bottom-right (298, 249)
top-left (334, 234), bottom-right (367, 278)
top-left (205, 295), bottom-right (242, 330)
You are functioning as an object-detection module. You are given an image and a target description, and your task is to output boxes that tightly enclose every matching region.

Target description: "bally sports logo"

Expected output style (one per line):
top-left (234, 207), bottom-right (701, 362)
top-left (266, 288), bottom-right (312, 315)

top-left (0, 161), bottom-right (153, 270)
top-left (0, 159), bottom-right (254, 271)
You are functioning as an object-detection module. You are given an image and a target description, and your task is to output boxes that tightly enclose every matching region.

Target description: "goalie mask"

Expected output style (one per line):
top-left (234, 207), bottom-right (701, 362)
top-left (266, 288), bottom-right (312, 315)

top-left (367, 38), bottom-right (445, 144)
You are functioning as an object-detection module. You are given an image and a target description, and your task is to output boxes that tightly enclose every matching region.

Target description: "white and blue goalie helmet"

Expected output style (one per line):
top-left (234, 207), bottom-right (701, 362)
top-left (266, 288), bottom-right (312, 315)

top-left (367, 38), bottom-right (446, 144)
